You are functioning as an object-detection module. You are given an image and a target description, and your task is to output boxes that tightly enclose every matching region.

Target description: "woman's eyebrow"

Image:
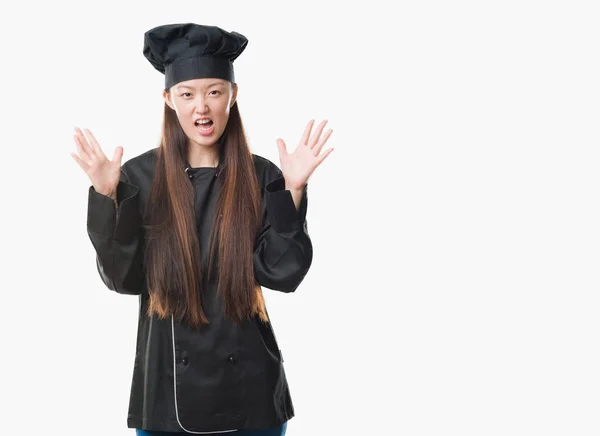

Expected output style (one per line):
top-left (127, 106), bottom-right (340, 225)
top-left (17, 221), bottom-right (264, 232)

top-left (176, 82), bottom-right (225, 91)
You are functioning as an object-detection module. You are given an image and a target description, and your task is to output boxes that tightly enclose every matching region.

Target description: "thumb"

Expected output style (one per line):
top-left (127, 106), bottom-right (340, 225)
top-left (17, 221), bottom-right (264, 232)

top-left (112, 146), bottom-right (124, 165)
top-left (276, 138), bottom-right (287, 156)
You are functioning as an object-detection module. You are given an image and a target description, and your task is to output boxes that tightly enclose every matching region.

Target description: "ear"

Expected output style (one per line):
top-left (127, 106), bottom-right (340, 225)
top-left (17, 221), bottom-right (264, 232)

top-left (163, 89), bottom-right (175, 110)
top-left (230, 84), bottom-right (238, 108)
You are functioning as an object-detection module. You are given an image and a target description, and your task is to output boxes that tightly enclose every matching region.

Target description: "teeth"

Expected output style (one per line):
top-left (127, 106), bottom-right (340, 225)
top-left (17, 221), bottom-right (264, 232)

top-left (197, 123), bottom-right (212, 131)
top-left (196, 119), bottom-right (211, 125)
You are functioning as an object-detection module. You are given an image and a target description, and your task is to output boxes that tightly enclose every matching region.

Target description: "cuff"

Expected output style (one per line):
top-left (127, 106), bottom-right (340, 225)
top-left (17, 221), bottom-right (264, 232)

top-left (264, 177), bottom-right (308, 233)
top-left (87, 181), bottom-right (140, 240)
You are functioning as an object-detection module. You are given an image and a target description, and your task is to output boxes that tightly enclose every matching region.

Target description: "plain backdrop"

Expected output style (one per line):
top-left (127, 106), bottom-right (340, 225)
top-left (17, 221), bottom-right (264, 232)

top-left (1, 1), bottom-right (599, 435)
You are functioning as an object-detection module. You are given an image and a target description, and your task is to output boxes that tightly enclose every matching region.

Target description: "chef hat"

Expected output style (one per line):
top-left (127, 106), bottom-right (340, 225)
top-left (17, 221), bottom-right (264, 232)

top-left (143, 23), bottom-right (248, 89)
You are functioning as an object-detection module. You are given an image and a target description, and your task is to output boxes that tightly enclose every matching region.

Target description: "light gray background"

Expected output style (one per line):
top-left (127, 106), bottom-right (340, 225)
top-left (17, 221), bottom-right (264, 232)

top-left (0, 0), bottom-right (599, 435)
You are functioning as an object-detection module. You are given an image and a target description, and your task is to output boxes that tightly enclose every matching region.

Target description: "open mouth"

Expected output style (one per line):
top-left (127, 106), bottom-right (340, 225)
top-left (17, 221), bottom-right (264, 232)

top-left (194, 118), bottom-right (214, 135)
top-left (195, 119), bottom-right (214, 131)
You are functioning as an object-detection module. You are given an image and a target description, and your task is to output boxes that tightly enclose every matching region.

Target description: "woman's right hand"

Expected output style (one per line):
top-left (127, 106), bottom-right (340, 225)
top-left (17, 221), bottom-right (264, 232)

top-left (71, 127), bottom-right (124, 200)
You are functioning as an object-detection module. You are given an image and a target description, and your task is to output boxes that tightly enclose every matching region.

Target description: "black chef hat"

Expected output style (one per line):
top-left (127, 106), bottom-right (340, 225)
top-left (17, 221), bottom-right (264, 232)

top-left (143, 23), bottom-right (248, 89)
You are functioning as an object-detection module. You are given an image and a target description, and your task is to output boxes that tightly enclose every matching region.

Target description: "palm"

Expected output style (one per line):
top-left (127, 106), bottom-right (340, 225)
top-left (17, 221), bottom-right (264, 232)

top-left (71, 127), bottom-right (123, 198)
top-left (276, 120), bottom-right (334, 190)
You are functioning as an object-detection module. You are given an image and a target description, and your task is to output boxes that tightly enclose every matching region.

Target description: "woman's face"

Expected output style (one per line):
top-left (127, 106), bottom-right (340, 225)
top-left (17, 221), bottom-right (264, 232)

top-left (163, 78), bottom-right (237, 148)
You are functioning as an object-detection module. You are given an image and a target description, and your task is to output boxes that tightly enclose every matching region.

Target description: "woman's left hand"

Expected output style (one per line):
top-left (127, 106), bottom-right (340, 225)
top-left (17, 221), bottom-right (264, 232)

top-left (276, 119), bottom-right (334, 190)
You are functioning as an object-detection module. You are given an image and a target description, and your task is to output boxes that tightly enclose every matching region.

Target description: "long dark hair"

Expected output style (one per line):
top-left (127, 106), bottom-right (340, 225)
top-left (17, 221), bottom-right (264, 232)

top-left (143, 97), bottom-right (267, 328)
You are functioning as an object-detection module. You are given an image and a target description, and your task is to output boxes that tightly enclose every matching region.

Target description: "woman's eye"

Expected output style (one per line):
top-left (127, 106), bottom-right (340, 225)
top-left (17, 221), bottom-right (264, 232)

top-left (210, 90), bottom-right (220, 96)
top-left (182, 92), bottom-right (192, 98)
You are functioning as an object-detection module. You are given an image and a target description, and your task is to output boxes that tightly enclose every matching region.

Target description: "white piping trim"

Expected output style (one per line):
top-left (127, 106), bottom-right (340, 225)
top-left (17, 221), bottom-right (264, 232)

top-left (171, 315), bottom-right (238, 434)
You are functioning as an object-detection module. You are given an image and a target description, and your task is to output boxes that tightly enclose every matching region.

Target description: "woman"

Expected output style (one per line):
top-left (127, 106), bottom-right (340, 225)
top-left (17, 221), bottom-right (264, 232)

top-left (71, 23), bottom-right (333, 435)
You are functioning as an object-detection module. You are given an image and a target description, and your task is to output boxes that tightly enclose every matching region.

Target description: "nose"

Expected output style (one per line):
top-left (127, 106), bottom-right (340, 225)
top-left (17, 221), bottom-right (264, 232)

top-left (195, 97), bottom-right (209, 114)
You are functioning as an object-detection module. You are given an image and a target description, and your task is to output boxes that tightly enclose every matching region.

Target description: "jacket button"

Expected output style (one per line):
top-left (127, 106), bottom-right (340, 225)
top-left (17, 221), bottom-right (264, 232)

top-left (181, 357), bottom-right (188, 365)
top-left (227, 355), bottom-right (236, 363)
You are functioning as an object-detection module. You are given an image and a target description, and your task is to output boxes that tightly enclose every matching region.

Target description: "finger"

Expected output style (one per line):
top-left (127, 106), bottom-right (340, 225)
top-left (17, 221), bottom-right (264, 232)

top-left (308, 120), bottom-right (328, 148)
top-left (71, 152), bottom-right (90, 173)
top-left (316, 147), bottom-right (334, 166)
top-left (312, 129), bottom-right (333, 156)
top-left (83, 128), bottom-right (107, 160)
top-left (300, 119), bottom-right (315, 145)
top-left (74, 127), bottom-right (94, 155)
top-left (276, 138), bottom-right (288, 156)
top-left (112, 146), bottom-right (124, 165)
top-left (73, 134), bottom-right (93, 164)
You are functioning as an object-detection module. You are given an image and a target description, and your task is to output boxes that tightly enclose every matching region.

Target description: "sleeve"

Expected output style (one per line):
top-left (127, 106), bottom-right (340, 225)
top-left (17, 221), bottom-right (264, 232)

top-left (86, 168), bottom-right (145, 295)
top-left (253, 164), bottom-right (313, 293)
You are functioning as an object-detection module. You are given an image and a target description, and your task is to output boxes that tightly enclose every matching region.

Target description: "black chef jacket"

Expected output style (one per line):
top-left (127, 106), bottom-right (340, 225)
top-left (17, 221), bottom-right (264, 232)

top-left (86, 148), bottom-right (312, 433)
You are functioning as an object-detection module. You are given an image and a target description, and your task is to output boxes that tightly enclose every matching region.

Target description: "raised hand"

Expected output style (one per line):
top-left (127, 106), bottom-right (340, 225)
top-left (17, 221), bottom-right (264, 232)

top-left (276, 119), bottom-right (334, 190)
top-left (71, 127), bottom-right (123, 199)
